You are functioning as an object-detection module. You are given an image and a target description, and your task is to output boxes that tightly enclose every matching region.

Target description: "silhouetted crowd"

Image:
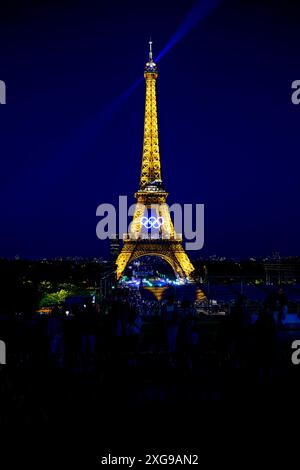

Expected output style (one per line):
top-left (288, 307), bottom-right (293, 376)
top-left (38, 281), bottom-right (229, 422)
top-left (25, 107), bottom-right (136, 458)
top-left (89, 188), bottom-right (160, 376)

top-left (0, 286), bottom-right (293, 375)
top-left (0, 284), bottom-right (299, 427)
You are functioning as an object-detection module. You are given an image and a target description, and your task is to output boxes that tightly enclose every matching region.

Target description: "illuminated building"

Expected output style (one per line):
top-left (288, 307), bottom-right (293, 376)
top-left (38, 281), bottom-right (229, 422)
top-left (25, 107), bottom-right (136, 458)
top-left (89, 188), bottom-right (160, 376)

top-left (116, 41), bottom-right (194, 281)
top-left (109, 235), bottom-right (120, 260)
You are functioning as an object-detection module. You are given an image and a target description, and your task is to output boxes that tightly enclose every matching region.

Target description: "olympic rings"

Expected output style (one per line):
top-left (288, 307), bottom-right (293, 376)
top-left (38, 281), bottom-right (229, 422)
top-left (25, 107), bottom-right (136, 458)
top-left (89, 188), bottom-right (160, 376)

top-left (140, 216), bottom-right (164, 229)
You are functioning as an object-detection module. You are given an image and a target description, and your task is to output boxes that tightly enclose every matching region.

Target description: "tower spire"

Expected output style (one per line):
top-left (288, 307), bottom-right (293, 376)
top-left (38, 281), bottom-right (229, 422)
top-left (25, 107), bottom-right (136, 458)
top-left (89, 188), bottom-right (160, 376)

top-left (149, 37), bottom-right (153, 61)
top-left (139, 39), bottom-right (162, 189)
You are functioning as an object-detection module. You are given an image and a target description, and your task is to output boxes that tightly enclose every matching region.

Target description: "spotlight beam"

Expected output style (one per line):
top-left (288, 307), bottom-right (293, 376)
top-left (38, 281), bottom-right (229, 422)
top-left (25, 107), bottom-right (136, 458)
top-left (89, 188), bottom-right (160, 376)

top-left (156, 0), bottom-right (223, 62)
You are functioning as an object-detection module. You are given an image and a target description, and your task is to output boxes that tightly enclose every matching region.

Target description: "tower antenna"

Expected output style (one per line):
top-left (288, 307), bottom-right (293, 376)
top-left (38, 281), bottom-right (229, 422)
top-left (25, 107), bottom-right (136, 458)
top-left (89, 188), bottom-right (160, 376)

top-left (149, 37), bottom-right (153, 61)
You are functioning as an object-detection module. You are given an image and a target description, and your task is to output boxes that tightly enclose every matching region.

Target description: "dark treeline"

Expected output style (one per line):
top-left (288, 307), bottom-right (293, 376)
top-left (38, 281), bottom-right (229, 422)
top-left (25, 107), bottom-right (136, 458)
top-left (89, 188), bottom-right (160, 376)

top-left (1, 256), bottom-right (300, 315)
top-left (0, 258), bottom-right (110, 315)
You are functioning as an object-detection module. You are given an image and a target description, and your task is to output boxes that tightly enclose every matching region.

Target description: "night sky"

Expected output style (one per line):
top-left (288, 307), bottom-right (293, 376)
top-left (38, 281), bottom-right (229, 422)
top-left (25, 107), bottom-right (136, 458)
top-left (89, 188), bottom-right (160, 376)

top-left (0, 0), bottom-right (299, 259)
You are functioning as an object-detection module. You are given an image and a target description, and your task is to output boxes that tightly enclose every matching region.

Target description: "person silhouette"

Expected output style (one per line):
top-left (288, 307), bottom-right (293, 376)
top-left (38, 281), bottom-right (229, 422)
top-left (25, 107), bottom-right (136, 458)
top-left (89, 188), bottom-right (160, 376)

top-left (161, 295), bottom-right (179, 364)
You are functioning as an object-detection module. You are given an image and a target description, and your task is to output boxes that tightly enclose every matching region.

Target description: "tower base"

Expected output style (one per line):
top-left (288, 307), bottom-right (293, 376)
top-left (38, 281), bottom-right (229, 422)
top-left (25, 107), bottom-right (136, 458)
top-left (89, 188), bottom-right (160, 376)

top-left (116, 238), bottom-right (194, 281)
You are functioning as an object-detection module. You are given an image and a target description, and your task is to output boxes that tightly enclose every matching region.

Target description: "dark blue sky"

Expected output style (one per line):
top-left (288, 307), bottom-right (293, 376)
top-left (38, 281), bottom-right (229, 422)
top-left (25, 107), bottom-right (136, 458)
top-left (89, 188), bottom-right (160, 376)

top-left (0, 0), bottom-right (299, 259)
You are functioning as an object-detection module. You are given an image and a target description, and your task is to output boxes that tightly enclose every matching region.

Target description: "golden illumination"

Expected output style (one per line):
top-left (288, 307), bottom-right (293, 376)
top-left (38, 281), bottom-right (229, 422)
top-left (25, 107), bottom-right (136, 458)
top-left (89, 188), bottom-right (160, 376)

top-left (140, 70), bottom-right (161, 188)
top-left (116, 43), bottom-right (194, 281)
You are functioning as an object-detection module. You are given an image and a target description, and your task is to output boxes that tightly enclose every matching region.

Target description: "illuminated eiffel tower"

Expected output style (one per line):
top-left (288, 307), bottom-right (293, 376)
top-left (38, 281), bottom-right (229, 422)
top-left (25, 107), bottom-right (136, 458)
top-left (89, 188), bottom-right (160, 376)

top-left (116, 41), bottom-right (194, 281)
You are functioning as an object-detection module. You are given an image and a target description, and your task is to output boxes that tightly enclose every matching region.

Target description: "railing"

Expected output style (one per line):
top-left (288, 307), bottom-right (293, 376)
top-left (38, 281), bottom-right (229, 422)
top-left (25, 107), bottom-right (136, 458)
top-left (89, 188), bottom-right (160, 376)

top-left (122, 233), bottom-right (183, 241)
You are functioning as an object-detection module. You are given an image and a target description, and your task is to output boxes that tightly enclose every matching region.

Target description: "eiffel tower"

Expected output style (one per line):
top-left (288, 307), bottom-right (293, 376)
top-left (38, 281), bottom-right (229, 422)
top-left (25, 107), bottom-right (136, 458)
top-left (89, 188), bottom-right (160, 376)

top-left (116, 41), bottom-right (194, 281)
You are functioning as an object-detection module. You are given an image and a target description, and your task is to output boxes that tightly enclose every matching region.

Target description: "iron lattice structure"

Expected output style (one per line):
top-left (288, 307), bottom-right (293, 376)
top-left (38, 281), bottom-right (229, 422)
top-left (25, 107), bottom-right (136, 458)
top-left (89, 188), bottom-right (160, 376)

top-left (116, 42), bottom-right (194, 281)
